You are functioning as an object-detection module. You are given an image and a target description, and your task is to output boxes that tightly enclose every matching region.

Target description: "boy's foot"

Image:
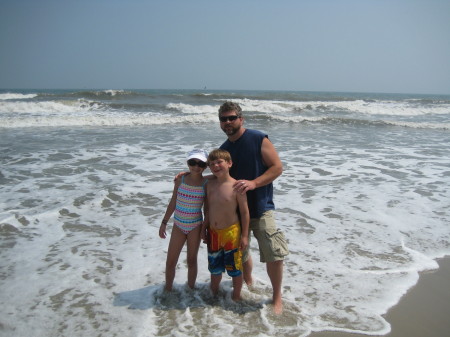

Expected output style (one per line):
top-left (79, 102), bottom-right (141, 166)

top-left (232, 294), bottom-right (242, 301)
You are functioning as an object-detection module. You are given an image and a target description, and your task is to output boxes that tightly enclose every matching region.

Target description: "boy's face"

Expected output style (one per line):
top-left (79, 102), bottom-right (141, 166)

top-left (208, 158), bottom-right (232, 176)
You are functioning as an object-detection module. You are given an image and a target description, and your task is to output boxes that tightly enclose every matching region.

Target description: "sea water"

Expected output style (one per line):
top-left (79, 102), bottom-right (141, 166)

top-left (1, 89), bottom-right (449, 337)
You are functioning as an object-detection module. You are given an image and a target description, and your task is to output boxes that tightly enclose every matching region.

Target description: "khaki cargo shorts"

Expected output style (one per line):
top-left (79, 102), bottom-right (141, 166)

top-left (242, 211), bottom-right (289, 263)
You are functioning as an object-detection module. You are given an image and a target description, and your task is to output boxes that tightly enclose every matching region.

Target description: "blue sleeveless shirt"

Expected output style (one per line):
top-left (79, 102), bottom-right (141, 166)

top-left (220, 129), bottom-right (275, 218)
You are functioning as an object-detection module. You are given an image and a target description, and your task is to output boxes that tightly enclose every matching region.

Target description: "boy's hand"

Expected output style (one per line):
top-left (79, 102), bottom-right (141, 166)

top-left (240, 236), bottom-right (248, 251)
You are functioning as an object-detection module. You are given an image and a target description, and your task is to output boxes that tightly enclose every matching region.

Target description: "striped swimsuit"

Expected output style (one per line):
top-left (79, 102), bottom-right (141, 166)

top-left (174, 176), bottom-right (207, 234)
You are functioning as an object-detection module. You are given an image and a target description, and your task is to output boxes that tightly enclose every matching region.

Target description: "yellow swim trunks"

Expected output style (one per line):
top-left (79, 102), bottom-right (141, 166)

top-left (207, 223), bottom-right (242, 277)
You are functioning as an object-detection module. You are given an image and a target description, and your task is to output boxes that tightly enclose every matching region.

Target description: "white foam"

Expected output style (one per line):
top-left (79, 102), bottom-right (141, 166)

top-left (0, 93), bottom-right (38, 100)
top-left (102, 89), bottom-right (126, 96)
top-left (0, 111), bottom-right (218, 128)
top-left (230, 98), bottom-right (450, 116)
top-left (1, 103), bottom-right (449, 336)
top-left (0, 99), bottom-right (97, 114)
top-left (166, 102), bottom-right (218, 114)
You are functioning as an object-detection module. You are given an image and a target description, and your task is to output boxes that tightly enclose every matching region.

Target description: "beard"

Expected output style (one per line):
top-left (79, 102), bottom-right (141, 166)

top-left (221, 124), bottom-right (241, 136)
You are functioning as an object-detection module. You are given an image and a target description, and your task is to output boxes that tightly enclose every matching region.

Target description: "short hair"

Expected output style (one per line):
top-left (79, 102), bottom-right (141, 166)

top-left (207, 149), bottom-right (231, 165)
top-left (218, 101), bottom-right (242, 117)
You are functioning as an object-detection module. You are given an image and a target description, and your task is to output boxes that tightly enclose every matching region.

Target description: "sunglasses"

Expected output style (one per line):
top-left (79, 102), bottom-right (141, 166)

top-left (219, 115), bottom-right (240, 122)
top-left (187, 159), bottom-right (207, 168)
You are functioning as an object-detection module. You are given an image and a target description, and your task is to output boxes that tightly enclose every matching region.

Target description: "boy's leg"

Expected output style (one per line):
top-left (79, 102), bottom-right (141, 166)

top-left (231, 274), bottom-right (243, 301)
top-left (210, 273), bottom-right (222, 295)
top-left (165, 226), bottom-right (187, 291)
top-left (185, 226), bottom-right (202, 289)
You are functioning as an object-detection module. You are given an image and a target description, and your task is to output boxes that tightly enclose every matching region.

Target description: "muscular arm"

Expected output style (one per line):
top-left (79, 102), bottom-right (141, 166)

top-left (255, 137), bottom-right (283, 187)
top-left (235, 137), bottom-right (283, 193)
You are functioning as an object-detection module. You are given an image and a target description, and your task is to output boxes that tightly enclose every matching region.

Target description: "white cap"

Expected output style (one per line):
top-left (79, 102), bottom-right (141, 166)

top-left (187, 149), bottom-right (208, 163)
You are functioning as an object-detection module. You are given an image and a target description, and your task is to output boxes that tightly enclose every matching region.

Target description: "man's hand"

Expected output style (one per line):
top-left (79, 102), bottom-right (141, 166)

top-left (233, 179), bottom-right (256, 194)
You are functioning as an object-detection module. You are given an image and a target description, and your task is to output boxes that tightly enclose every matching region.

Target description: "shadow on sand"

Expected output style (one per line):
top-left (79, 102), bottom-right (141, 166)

top-left (113, 281), bottom-right (264, 315)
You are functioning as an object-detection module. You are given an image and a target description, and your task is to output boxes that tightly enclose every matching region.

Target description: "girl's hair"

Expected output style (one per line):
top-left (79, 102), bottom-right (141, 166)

top-left (207, 149), bottom-right (231, 165)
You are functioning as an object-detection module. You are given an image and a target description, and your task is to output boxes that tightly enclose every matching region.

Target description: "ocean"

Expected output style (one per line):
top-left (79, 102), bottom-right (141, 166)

top-left (1, 89), bottom-right (449, 337)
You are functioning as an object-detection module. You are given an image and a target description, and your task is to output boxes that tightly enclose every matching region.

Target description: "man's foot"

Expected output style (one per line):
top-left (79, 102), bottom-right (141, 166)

top-left (272, 299), bottom-right (283, 315)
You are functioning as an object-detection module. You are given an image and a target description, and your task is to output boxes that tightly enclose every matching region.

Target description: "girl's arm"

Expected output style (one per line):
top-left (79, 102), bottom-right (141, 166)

top-left (159, 178), bottom-right (181, 239)
top-left (201, 187), bottom-right (209, 243)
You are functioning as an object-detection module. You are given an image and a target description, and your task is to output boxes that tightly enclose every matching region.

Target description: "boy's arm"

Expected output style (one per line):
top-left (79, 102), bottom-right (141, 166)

top-left (159, 178), bottom-right (181, 239)
top-left (237, 192), bottom-right (250, 251)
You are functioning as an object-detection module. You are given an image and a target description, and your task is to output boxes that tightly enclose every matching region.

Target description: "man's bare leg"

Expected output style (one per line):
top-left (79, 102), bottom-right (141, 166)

top-left (243, 255), bottom-right (254, 286)
top-left (267, 260), bottom-right (283, 314)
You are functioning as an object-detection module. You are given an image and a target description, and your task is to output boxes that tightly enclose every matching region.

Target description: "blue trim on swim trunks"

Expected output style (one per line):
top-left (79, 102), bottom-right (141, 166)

top-left (208, 248), bottom-right (242, 277)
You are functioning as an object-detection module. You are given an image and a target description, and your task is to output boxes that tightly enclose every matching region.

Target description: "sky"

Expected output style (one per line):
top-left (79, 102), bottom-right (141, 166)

top-left (1, 0), bottom-right (449, 94)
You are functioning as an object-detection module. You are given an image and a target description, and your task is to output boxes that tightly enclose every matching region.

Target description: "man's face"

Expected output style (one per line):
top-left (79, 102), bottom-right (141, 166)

top-left (219, 110), bottom-right (242, 137)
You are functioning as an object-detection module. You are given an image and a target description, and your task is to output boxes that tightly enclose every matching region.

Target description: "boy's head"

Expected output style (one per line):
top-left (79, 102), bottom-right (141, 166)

top-left (207, 149), bottom-right (232, 168)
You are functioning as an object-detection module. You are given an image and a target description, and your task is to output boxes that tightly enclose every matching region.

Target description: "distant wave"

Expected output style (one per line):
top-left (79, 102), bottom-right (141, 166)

top-left (271, 115), bottom-right (450, 130)
top-left (1, 89), bottom-right (449, 130)
top-left (0, 99), bottom-right (105, 114)
top-left (166, 103), bottom-right (218, 114)
top-left (2, 112), bottom-right (447, 130)
top-left (164, 98), bottom-right (450, 116)
top-left (0, 93), bottom-right (38, 100)
top-left (60, 90), bottom-right (135, 100)
top-left (229, 98), bottom-right (450, 116)
top-left (0, 113), bottom-right (218, 128)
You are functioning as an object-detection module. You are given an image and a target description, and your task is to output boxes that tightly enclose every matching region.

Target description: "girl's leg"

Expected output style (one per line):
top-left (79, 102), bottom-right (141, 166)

top-left (165, 225), bottom-right (187, 291)
top-left (185, 225), bottom-right (202, 289)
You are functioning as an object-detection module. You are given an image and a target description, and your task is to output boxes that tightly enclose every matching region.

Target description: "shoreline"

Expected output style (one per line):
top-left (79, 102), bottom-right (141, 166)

top-left (309, 256), bottom-right (450, 337)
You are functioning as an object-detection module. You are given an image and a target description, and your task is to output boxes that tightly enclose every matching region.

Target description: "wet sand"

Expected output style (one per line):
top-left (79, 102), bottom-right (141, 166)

top-left (310, 257), bottom-right (450, 337)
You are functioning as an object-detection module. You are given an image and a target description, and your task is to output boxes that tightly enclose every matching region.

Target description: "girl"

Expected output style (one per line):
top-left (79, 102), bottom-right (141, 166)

top-left (159, 149), bottom-right (209, 291)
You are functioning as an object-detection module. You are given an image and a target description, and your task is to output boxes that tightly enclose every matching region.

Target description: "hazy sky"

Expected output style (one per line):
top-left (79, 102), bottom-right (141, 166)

top-left (1, 0), bottom-right (449, 94)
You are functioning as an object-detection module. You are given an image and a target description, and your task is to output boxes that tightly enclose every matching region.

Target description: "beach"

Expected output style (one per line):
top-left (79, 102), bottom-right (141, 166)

top-left (1, 89), bottom-right (449, 336)
top-left (311, 257), bottom-right (450, 337)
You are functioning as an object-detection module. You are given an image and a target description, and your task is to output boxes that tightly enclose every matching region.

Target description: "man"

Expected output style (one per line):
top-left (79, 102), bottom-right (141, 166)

top-left (218, 101), bottom-right (289, 314)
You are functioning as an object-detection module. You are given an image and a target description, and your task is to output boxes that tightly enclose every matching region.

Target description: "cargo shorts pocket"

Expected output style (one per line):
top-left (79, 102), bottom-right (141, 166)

top-left (265, 229), bottom-right (289, 261)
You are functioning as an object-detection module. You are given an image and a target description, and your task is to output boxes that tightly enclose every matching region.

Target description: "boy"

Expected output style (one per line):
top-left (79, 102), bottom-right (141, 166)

top-left (202, 149), bottom-right (250, 301)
